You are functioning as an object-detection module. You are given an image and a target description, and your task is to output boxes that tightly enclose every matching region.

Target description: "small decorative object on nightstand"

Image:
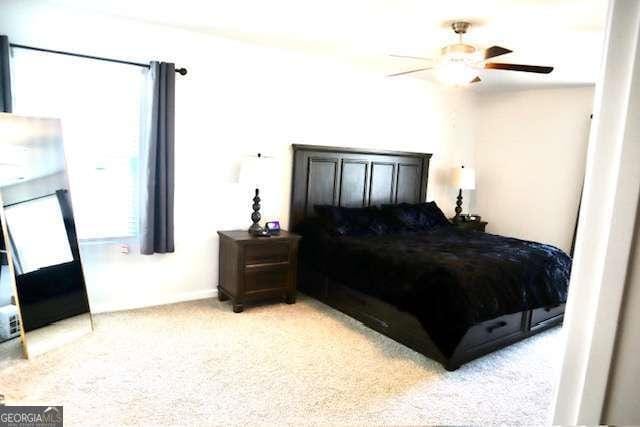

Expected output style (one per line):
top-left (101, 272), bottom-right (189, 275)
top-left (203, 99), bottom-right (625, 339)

top-left (217, 230), bottom-right (301, 313)
top-left (451, 219), bottom-right (488, 232)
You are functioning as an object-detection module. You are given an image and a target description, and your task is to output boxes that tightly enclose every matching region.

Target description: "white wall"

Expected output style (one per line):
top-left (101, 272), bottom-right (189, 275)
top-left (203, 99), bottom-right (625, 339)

top-left (603, 208), bottom-right (640, 423)
top-left (475, 87), bottom-right (594, 252)
top-left (0, 0), bottom-right (476, 312)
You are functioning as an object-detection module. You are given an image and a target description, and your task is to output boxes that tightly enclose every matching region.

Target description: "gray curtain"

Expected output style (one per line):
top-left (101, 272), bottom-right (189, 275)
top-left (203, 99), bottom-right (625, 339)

top-left (0, 35), bottom-right (12, 113)
top-left (140, 61), bottom-right (175, 255)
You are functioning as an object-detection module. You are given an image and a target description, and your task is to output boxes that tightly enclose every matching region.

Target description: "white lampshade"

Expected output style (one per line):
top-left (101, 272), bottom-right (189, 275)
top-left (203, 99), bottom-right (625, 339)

top-left (239, 153), bottom-right (274, 187)
top-left (452, 166), bottom-right (476, 190)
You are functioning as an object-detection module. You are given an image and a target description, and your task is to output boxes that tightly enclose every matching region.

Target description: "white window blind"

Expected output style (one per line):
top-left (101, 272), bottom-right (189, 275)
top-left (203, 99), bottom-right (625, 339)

top-left (11, 48), bottom-right (145, 240)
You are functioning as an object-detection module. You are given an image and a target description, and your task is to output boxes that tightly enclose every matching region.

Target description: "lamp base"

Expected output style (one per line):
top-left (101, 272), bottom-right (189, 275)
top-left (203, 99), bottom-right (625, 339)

top-left (248, 223), bottom-right (269, 237)
top-left (453, 188), bottom-right (464, 222)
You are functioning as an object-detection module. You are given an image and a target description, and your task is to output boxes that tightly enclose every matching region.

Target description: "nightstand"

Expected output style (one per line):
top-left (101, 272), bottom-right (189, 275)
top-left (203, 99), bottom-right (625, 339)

top-left (451, 220), bottom-right (488, 232)
top-left (217, 230), bottom-right (301, 313)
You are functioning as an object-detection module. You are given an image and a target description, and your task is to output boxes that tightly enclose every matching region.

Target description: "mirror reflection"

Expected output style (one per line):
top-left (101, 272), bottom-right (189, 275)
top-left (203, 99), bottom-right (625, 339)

top-left (0, 215), bottom-right (23, 368)
top-left (0, 113), bottom-right (92, 360)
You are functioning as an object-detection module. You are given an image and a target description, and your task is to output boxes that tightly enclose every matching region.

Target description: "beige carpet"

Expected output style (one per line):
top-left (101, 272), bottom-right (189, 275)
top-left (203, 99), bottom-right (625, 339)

top-left (0, 296), bottom-right (562, 425)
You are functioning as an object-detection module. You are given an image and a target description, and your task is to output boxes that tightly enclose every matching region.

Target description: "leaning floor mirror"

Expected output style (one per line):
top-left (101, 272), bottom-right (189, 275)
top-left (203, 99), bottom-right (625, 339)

top-left (0, 113), bottom-right (92, 363)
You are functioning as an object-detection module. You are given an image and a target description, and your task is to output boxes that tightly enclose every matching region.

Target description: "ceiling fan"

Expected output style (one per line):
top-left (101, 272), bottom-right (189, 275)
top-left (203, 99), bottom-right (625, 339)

top-left (388, 21), bottom-right (553, 85)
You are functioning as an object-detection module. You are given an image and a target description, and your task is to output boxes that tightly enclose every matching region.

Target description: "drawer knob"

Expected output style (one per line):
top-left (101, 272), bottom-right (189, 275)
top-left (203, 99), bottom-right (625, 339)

top-left (486, 320), bottom-right (508, 333)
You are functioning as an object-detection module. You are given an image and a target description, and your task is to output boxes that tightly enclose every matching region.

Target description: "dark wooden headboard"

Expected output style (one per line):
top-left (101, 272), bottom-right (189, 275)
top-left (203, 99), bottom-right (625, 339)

top-left (289, 144), bottom-right (432, 231)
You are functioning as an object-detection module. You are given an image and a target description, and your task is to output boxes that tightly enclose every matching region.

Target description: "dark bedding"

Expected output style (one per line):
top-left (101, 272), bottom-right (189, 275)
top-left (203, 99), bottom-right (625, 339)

top-left (298, 222), bottom-right (571, 355)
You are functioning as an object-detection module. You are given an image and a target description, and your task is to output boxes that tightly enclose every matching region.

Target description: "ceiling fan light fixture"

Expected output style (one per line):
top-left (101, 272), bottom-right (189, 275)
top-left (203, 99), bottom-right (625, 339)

top-left (440, 43), bottom-right (477, 58)
top-left (435, 43), bottom-right (481, 85)
top-left (435, 63), bottom-right (477, 86)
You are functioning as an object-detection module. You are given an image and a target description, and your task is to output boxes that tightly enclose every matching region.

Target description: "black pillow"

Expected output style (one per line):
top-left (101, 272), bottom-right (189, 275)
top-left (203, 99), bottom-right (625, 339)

top-left (380, 204), bottom-right (420, 231)
top-left (314, 205), bottom-right (389, 236)
top-left (382, 202), bottom-right (450, 231)
top-left (420, 201), bottom-right (450, 227)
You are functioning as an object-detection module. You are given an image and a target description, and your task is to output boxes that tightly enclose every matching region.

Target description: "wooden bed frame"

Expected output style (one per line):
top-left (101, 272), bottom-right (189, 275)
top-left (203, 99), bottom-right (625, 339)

top-left (289, 144), bottom-right (564, 370)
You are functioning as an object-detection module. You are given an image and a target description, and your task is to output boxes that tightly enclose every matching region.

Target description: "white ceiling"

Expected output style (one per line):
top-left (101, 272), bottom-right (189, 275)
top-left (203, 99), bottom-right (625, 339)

top-left (50, 0), bottom-right (608, 90)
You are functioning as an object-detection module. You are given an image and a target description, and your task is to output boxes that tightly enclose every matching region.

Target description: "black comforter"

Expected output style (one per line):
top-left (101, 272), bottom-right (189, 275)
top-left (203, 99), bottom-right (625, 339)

top-left (299, 223), bottom-right (571, 355)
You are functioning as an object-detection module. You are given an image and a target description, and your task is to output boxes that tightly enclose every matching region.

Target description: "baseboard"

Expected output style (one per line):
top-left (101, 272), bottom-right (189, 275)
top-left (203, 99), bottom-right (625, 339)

top-left (90, 288), bottom-right (218, 314)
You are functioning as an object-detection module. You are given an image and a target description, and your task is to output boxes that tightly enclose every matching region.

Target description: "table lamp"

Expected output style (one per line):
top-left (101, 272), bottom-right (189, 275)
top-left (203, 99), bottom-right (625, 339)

top-left (451, 165), bottom-right (476, 222)
top-left (239, 153), bottom-right (273, 236)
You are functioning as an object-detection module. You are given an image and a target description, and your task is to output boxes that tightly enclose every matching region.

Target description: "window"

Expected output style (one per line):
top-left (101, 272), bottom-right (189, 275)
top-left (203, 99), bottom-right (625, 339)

top-left (11, 48), bottom-right (145, 240)
top-left (4, 196), bottom-right (74, 273)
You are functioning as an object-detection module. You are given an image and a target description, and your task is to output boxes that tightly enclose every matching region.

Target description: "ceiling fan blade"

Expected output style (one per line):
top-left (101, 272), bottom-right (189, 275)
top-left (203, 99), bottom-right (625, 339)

top-left (470, 76), bottom-right (481, 83)
top-left (483, 46), bottom-right (512, 60)
top-left (387, 67), bottom-right (432, 77)
top-left (485, 63), bottom-right (554, 74)
top-left (389, 54), bottom-right (432, 61)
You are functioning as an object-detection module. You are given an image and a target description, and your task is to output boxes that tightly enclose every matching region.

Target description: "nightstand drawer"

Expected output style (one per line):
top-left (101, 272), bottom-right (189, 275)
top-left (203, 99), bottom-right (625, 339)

top-left (244, 265), bottom-right (289, 293)
top-left (245, 242), bottom-right (290, 265)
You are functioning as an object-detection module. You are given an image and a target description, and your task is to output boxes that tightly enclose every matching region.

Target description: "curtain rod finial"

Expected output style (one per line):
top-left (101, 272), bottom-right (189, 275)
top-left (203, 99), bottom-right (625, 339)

top-left (176, 67), bottom-right (187, 76)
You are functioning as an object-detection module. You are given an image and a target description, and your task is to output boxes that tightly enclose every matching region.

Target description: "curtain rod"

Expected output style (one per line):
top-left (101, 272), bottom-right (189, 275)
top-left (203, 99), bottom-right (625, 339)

top-left (10, 43), bottom-right (188, 75)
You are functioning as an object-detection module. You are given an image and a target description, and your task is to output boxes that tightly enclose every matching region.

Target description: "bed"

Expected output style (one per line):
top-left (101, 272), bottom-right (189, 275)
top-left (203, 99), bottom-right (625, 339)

top-left (290, 144), bottom-right (570, 370)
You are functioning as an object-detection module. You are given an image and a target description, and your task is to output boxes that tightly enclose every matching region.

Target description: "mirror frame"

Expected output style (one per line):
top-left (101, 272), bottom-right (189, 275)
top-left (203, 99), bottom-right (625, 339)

top-left (0, 114), bottom-right (94, 360)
